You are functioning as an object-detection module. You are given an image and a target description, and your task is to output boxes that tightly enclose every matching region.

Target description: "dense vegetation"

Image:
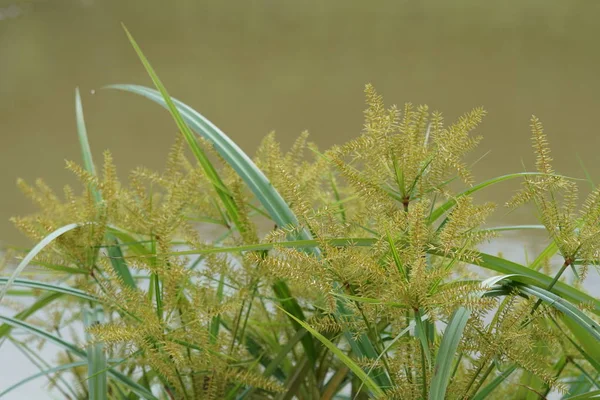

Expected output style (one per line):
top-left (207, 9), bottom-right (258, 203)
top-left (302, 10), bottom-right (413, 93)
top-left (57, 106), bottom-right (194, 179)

top-left (1, 30), bottom-right (599, 399)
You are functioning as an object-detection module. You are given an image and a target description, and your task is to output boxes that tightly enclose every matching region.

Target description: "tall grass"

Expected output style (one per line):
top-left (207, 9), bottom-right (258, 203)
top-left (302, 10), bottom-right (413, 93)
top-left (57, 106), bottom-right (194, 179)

top-left (0, 28), bottom-right (599, 399)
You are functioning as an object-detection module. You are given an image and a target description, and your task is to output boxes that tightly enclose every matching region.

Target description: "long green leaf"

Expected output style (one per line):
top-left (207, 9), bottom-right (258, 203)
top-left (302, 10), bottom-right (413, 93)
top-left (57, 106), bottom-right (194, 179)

top-left (272, 281), bottom-right (317, 363)
top-left (429, 275), bottom-right (513, 400)
top-left (279, 307), bottom-right (385, 398)
top-left (429, 248), bottom-right (600, 316)
top-left (516, 284), bottom-right (600, 342)
top-left (105, 83), bottom-right (303, 235)
top-left (531, 240), bottom-right (560, 271)
top-left (429, 306), bottom-right (470, 400)
top-left (84, 305), bottom-right (107, 400)
top-left (75, 87), bottom-right (101, 203)
top-left (562, 315), bottom-right (600, 370)
top-left (165, 239), bottom-right (600, 317)
top-left (0, 278), bottom-right (98, 302)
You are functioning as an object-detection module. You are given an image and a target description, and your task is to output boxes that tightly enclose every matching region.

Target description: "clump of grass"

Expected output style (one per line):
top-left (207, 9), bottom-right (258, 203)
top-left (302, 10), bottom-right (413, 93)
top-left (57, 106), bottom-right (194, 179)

top-left (0, 28), bottom-right (599, 400)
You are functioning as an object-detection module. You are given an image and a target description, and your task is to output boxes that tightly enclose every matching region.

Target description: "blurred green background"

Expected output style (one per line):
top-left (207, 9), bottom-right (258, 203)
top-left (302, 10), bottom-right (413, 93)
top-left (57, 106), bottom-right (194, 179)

top-left (1, 0), bottom-right (600, 244)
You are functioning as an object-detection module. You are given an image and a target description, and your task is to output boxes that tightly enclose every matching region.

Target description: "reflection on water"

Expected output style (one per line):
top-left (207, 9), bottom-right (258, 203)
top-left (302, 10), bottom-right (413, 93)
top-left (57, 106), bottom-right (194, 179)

top-left (0, 1), bottom-right (599, 236)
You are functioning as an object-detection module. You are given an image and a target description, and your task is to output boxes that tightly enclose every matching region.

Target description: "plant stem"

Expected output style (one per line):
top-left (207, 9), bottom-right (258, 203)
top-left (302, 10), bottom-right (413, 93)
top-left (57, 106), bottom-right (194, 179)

top-left (541, 356), bottom-right (569, 398)
top-left (462, 357), bottom-right (488, 398)
top-left (530, 258), bottom-right (571, 315)
top-left (470, 361), bottom-right (496, 397)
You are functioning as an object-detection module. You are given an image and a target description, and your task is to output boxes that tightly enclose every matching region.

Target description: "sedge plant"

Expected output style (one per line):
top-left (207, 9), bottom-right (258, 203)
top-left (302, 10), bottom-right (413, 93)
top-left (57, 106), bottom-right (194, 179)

top-left (0, 28), bottom-right (599, 400)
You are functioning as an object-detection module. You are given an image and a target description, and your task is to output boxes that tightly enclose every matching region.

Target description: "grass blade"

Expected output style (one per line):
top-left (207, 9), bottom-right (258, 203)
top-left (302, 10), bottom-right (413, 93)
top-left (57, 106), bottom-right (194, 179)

top-left (84, 305), bottom-right (107, 400)
top-left (75, 87), bottom-right (101, 203)
top-left (0, 223), bottom-right (81, 304)
top-left (0, 278), bottom-right (98, 302)
top-left (516, 284), bottom-right (600, 342)
top-left (279, 307), bottom-right (385, 398)
top-left (429, 306), bottom-right (470, 400)
top-left (429, 275), bottom-right (513, 400)
top-left (105, 82), bottom-right (303, 235)
top-left (429, 248), bottom-right (600, 316)
top-left (561, 315), bottom-right (600, 369)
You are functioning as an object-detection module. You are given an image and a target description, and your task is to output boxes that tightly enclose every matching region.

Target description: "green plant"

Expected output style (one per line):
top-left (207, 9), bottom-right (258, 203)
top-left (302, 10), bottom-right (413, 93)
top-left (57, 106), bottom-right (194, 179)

top-left (1, 29), bottom-right (599, 399)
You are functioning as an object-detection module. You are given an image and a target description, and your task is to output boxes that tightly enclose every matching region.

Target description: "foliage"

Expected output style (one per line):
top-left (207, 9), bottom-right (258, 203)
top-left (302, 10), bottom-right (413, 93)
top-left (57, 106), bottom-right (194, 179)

top-left (1, 31), bottom-right (599, 400)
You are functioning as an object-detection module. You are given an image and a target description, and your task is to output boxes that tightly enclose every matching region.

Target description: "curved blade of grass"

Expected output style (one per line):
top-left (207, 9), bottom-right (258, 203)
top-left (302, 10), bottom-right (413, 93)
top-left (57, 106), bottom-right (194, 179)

top-left (477, 225), bottom-right (546, 233)
top-left (0, 223), bottom-right (81, 304)
top-left (0, 361), bottom-right (87, 398)
top-left (272, 281), bottom-right (317, 363)
top-left (561, 315), bottom-right (600, 369)
top-left (75, 87), bottom-right (101, 203)
top-left (278, 307), bottom-right (385, 398)
top-left (516, 284), bottom-right (600, 342)
top-left (429, 275), bottom-right (514, 400)
top-left (414, 309), bottom-right (431, 366)
top-left (428, 248), bottom-right (600, 316)
top-left (0, 315), bottom-right (159, 400)
top-left (166, 238), bottom-right (377, 257)
top-left (0, 314), bottom-right (87, 357)
top-left (0, 278), bottom-right (98, 302)
top-left (106, 80), bottom-right (304, 234)
top-left (170, 239), bottom-right (600, 316)
top-left (105, 239), bottom-right (136, 288)
top-left (429, 306), bottom-right (470, 400)
top-left (551, 315), bottom-right (600, 376)
top-left (168, 238), bottom-right (600, 314)
top-left (25, 260), bottom-right (88, 275)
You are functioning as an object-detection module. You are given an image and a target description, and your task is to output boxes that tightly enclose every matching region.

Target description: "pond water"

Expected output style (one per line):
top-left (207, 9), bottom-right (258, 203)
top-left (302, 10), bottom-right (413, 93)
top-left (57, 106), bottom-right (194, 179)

top-left (0, 1), bottom-right (599, 398)
top-left (1, 0), bottom-right (600, 245)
